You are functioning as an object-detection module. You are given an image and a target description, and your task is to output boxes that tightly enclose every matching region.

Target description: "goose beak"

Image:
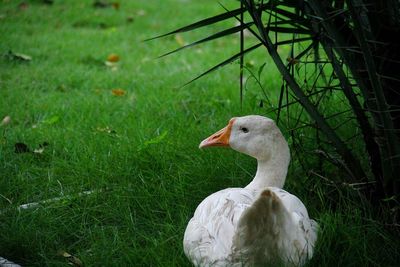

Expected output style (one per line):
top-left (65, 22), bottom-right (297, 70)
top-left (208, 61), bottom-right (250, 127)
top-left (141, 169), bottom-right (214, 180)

top-left (199, 118), bottom-right (235, 149)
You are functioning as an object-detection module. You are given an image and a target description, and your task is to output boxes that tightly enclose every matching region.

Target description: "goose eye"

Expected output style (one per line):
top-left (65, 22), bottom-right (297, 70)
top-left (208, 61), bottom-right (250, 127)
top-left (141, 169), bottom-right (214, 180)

top-left (241, 127), bottom-right (249, 133)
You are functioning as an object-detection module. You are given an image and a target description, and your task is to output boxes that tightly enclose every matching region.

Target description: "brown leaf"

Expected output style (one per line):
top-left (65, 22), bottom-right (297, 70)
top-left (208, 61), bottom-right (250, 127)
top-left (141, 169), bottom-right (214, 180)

top-left (112, 2), bottom-right (120, 10)
top-left (111, 88), bottom-right (126, 96)
top-left (107, 53), bottom-right (119, 63)
top-left (18, 2), bottom-right (29, 10)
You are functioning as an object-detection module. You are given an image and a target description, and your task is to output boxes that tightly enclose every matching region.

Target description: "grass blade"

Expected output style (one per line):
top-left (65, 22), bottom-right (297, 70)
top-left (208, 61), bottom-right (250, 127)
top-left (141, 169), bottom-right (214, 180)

top-left (265, 26), bottom-right (312, 34)
top-left (240, 1), bottom-right (245, 108)
top-left (157, 22), bottom-right (253, 58)
top-left (145, 6), bottom-right (245, 41)
top-left (262, 6), bottom-right (310, 28)
top-left (275, 37), bottom-right (313, 46)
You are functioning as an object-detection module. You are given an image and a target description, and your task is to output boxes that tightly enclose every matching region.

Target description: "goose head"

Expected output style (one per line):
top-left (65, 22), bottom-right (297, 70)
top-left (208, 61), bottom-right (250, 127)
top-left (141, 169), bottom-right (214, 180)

top-left (199, 115), bottom-right (290, 188)
top-left (199, 115), bottom-right (289, 161)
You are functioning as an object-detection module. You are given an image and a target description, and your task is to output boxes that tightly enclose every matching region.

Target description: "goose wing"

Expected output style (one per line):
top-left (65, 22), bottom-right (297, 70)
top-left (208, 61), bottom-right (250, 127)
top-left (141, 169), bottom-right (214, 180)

top-left (183, 188), bottom-right (257, 266)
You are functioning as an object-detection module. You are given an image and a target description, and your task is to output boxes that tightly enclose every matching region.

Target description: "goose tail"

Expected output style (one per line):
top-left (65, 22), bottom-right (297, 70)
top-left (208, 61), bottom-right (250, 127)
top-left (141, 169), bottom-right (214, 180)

top-left (232, 189), bottom-right (306, 266)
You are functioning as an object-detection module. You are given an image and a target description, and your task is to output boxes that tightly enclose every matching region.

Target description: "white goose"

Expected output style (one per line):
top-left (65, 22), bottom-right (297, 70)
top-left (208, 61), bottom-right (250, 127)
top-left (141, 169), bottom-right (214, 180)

top-left (184, 115), bottom-right (318, 266)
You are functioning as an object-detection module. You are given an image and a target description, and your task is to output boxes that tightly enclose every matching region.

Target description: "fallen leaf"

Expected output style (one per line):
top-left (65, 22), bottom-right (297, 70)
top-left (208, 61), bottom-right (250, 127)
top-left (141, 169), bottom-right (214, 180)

top-left (96, 126), bottom-right (116, 134)
top-left (18, 2), bottom-right (29, 10)
top-left (107, 53), bottom-right (119, 62)
top-left (14, 52), bottom-right (32, 61)
top-left (174, 34), bottom-right (185, 46)
top-left (33, 142), bottom-right (49, 154)
top-left (95, 126), bottom-right (119, 138)
top-left (112, 2), bottom-right (120, 9)
top-left (111, 88), bottom-right (126, 96)
top-left (0, 116), bottom-right (11, 127)
top-left (4, 50), bottom-right (32, 62)
top-left (33, 148), bottom-right (45, 154)
top-left (15, 143), bottom-right (30, 153)
top-left (58, 250), bottom-right (83, 267)
top-left (137, 9), bottom-right (146, 16)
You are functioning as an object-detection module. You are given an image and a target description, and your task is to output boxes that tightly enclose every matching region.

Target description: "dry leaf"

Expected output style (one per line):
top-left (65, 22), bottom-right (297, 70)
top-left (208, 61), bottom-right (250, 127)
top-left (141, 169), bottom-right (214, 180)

top-left (137, 9), bottom-right (146, 16)
top-left (33, 142), bottom-right (49, 154)
top-left (175, 34), bottom-right (185, 46)
top-left (18, 2), bottom-right (29, 10)
top-left (5, 50), bottom-right (32, 61)
top-left (58, 250), bottom-right (83, 267)
top-left (112, 2), bottom-right (120, 9)
top-left (107, 53), bottom-right (119, 62)
top-left (33, 148), bottom-right (45, 154)
top-left (96, 126), bottom-right (119, 138)
top-left (0, 116), bottom-right (11, 127)
top-left (111, 88), bottom-right (126, 96)
top-left (96, 126), bottom-right (116, 134)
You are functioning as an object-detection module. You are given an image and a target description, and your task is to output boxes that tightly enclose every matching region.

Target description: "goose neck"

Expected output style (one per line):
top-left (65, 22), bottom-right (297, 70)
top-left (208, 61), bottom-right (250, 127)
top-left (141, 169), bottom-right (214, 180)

top-left (245, 157), bottom-right (288, 190)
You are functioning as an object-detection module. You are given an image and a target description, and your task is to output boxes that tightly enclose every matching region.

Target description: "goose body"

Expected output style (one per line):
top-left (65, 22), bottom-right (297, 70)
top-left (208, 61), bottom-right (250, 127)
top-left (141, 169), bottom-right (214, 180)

top-left (184, 116), bottom-right (318, 266)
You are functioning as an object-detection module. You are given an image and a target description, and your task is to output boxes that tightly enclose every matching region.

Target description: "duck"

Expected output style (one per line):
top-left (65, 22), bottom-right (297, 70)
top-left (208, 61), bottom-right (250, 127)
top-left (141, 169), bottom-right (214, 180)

top-left (183, 115), bottom-right (318, 266)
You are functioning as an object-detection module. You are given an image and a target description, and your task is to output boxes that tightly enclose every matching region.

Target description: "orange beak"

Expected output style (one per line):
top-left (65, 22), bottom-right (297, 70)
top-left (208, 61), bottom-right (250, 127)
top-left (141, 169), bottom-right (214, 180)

top-left (199, 118), bottom-right (235, 148)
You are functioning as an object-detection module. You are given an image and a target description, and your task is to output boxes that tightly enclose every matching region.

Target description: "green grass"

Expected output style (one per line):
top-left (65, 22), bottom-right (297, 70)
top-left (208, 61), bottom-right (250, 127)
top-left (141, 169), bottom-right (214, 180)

top-left (1, 0), bottom-right (399, 266)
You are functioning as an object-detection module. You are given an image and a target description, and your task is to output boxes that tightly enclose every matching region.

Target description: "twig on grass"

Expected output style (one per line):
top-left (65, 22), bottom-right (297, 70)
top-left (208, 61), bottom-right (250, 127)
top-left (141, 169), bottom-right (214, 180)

top-left (0, 189), bottom-right (105, 215)
top-left (17, 189), bottom-right (102, 211)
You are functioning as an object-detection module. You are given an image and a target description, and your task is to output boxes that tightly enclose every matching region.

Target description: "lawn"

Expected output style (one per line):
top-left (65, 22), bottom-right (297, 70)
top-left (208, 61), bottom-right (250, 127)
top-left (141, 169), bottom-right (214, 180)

top-left (1, 0), bottom-right (400, 266)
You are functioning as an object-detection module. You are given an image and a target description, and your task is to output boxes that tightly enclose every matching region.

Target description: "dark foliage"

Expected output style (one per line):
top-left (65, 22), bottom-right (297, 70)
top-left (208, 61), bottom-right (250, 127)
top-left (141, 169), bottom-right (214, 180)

top-left (151, 0), bottom-right (400, 218)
